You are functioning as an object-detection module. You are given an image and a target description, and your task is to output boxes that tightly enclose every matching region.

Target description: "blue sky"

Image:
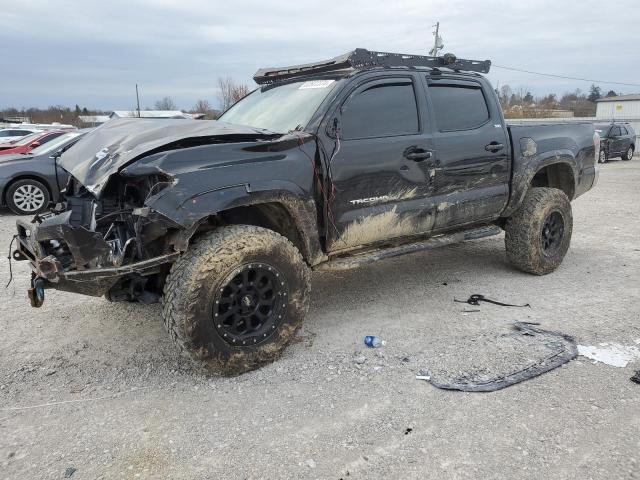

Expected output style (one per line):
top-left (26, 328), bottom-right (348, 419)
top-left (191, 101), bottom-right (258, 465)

top-left (1, 0), bottom-right (638, 110)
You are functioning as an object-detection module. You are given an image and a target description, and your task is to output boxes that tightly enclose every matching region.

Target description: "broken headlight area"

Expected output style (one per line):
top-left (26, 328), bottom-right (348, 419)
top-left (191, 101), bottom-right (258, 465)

top-left (15, 173), bottom-right (182, 301)
top-left (60, 173), bottom-right (178, 265)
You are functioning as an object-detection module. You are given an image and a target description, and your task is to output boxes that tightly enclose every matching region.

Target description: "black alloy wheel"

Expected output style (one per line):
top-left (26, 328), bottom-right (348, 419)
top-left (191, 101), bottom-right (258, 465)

top-left (540, 211), bottom-right (564, 254)
top-left (213, 263), bottom-right (287, 346)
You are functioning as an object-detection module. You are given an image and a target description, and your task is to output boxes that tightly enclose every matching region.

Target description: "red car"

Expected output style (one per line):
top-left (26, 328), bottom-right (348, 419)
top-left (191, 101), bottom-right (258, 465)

top-left (0, 130), bottom-right (66, 155)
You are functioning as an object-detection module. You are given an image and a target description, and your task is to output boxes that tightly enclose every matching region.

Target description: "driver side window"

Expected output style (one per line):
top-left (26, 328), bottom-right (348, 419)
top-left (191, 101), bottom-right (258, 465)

top-left (340, 80), bottom-right (419, 140)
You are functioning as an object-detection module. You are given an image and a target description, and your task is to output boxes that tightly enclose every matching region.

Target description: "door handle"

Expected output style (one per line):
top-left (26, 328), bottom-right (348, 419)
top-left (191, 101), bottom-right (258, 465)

top-left (404, 148), bottom-right (433, 162)
top-left (485, 142), bottom-right (504, 153)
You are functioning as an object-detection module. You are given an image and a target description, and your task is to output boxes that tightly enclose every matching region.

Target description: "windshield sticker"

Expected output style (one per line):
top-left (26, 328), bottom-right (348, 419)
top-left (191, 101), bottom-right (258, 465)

top-left (298, 80), bottom-right (335, 89)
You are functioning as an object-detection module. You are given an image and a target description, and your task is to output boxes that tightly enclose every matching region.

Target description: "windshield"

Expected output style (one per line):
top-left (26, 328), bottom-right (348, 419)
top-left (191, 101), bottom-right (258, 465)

top-left (219, 79), bottom-right (339, 133)
top-left (594, 125), bottom-right (611, 137)
top-left (28, 132), bottom-right (82, 155)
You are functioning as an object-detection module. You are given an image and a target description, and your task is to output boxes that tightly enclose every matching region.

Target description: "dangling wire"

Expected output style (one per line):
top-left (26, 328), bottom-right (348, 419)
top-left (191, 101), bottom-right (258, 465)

top-left (295, 134), bottom-right (342, 239)
top-left (5, 235), bottom-right (17, 288)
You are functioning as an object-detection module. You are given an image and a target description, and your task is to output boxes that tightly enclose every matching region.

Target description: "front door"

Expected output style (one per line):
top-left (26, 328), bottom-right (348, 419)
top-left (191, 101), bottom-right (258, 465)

top-left (325, 75), bottom-right (436, 252)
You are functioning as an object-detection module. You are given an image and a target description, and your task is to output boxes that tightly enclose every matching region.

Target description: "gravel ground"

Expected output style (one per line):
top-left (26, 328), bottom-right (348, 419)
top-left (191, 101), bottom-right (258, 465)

top-left (1, 160), bottom-right (639, 479)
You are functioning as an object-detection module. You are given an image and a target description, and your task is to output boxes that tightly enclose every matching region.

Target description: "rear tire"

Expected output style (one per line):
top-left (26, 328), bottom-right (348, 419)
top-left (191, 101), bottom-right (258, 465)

top-left (505, 187), bottom-right (573, 275)
top-left (6, 179), bottom-right (50, 215)
top-left (622, 146), bottom-right (634, 161)
top-left (162, 225), bottom-right (311, 375)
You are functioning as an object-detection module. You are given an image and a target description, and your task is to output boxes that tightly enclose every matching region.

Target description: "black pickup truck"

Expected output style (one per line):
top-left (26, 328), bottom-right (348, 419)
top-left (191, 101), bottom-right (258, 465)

top-left (13, 49), bottom-right (599, 374)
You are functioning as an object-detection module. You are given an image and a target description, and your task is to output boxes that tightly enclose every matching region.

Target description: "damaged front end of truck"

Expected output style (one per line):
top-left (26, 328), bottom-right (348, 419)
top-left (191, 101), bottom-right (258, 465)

top-left (12, 117), bottom-right (313, 307)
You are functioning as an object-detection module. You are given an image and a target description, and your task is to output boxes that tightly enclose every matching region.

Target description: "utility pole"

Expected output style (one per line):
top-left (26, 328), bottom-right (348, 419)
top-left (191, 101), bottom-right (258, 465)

top-left (429, 22), bottom-right (443, 57)
top-left (135, 84), bottom-right (141, 118)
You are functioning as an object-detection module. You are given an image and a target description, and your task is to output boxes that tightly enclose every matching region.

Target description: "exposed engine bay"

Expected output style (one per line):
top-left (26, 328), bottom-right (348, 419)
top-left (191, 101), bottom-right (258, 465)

top-left (16, 172), bottom-right (185, 304)
top-left (63, 173), bottom-right (175, 266)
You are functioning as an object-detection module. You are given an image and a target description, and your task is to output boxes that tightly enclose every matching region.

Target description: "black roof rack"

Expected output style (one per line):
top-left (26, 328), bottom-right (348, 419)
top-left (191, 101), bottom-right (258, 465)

top-left (253, 48), bottom-right (491, 85)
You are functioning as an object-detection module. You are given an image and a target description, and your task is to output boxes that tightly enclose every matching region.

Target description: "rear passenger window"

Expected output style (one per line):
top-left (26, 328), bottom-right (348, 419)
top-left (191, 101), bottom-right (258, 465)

top-left (429, 84), bottom-right (489, 131)
top-left (38, 132), bottom-right (63, 145)
top-left (341, 81), bottom-right (419, 139)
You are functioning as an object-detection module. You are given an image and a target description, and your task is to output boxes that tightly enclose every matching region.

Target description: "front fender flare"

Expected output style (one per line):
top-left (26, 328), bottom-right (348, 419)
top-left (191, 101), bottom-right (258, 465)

top-left (147, 182), bottom-right (325, 265)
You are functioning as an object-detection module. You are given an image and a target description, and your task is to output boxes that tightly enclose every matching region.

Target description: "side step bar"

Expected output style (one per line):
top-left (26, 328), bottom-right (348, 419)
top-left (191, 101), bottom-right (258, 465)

top-left (316, 225), bottom-right (502, 272)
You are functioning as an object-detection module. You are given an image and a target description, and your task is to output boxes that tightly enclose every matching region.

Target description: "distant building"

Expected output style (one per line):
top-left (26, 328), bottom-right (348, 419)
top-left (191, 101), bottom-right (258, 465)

top-left (1, 116), bottom-right (32, 124)
top-left (596, 94), bottom-right (640, 119)
top-left (110, 110), bottom-right (192, 119)
top-left (78, 115), bottom-right (110, 127)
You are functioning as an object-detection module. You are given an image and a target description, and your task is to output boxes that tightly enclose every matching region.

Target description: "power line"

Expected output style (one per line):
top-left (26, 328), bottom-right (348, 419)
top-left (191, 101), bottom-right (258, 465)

top-left (492, 64), bottom-right (640, 88)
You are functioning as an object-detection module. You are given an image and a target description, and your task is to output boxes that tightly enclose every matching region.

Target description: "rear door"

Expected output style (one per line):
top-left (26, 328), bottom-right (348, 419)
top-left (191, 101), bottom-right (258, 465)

top-left (325, 73), bottom-right (437, 252)
top-left (424, 76), bottom-right (510, 229)
top-left (619, 126), bottom-right (632, 153)
top-left (610, 126), bottom-right (624, 154)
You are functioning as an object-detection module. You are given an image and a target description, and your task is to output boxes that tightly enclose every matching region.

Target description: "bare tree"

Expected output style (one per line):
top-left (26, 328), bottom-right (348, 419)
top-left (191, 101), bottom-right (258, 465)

top-left (191, 99), bottom-right (218, 119)
top-left (499, 84), bottom-right (513, 109)
top-left (217, 77), bottom-right (249, 112)
top-left (193, 99), bottom-right (212, 113)
top-left (154, 96), bottom-right (177, 111)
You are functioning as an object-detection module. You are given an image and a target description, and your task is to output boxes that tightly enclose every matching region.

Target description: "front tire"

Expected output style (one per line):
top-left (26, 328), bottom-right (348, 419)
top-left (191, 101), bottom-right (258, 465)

top-left (505, 187), bottom-right (573, 275)
top-left (598, 149), bottom-right (608, 164)
top-left (162, 225), bottom-right (311, 375)
top-left (6, 179), bottom-right (50, 215)
top-left (623, 146), bottom-right (634, 161)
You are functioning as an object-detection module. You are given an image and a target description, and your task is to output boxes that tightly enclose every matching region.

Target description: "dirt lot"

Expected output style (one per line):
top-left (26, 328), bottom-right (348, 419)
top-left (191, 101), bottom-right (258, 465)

top-left (1, 161), bottom-right (639, 480)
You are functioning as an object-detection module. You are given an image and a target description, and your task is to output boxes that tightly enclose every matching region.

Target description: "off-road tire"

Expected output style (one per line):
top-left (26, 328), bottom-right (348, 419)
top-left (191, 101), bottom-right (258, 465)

top-left (622, 146), bottom-right (634, 161)
top-left (162, 225), bottom-right (311, 375)
top-left (6, 178), bottom-right (50, 215)
top-left (505, 187), bottom-right (573, 275)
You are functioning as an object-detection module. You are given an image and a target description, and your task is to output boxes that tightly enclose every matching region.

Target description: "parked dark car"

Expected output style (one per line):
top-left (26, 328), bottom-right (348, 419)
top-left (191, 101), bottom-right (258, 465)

top-left (14, 49), bottom-right (598, 375)
top-left (0, 131), bottom-right (84, 214)
top-left (594, 122), bottom-right (636, 163)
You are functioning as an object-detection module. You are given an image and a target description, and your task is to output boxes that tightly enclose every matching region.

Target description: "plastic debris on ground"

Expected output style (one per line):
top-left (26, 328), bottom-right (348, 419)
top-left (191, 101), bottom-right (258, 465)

top-left (631, 371), bottom-right (640, 385)
top-left (576, 343), bottom-right (640, 368)
top-left (415, 322), bottom-right (577, 392)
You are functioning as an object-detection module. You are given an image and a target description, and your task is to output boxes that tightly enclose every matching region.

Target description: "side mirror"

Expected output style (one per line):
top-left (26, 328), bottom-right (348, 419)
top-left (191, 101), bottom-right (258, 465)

top-left (31, 141), bottom-right (41, 148)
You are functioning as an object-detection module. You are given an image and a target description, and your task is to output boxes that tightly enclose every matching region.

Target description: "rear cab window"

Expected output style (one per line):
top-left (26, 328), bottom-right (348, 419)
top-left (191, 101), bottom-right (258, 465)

top-left (427, 81), bottom-right (490, 131)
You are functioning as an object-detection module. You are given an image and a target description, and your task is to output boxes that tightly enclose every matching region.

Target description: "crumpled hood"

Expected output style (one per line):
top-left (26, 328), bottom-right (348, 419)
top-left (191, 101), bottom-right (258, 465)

top-left (59, 117), bottom-right (280, 195)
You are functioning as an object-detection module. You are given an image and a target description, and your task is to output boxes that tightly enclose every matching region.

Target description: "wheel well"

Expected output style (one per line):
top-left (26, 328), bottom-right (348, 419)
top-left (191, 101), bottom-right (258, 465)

top-left (196, 203), bottom-right (309, 262)
top-left (2, 175), bottom-right (53, 205)
top-left (530, 163), bottom-right (575, 199)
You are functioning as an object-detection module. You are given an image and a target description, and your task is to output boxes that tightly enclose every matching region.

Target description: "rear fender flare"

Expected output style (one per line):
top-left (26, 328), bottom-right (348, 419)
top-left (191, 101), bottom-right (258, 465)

top-left (503, 150), bottom-right (577, 217)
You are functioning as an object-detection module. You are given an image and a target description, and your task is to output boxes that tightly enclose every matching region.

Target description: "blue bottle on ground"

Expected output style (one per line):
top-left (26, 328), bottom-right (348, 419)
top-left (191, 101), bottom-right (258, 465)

top-left (364, 336), bottom-right (382, 348)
